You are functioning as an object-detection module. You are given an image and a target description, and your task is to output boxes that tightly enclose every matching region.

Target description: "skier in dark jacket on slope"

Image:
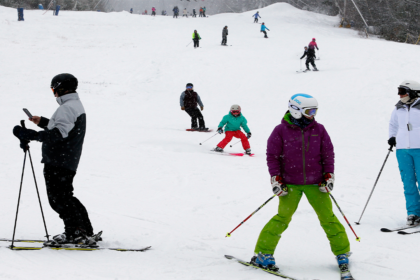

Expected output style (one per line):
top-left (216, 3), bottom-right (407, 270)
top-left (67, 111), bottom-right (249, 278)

top-left (12, 73), bottom-right (97, 246)
top-left (180, 83), bottom-right (207, 131)
top-left (300, 46), bottom-right (318, 71)
top-left (222, 26), bottom-right (228, 45)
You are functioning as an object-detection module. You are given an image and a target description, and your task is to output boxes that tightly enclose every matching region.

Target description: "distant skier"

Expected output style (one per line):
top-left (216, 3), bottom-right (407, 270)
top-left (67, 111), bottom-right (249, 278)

top-left (151, 7), bottom-right (156, 16)
top-left (214, 105), bottom-right (252, 155)
top-left (12, 73), bottom-right (98, 246)
top-left (261, 22), bottom-right (269, 38)
top-left (180, 83), bottom-right (207, 131)
top-left (192, 8), bottom-right (196, 17)
top-left (173, 6), bottom-right (179, 18)
top-left (199, 7), bottom-right (203, 17)
top-left (192, 30), bottom-right (201, 48)
top-left (183, 8), bottom-right (188, 18)
top-left (222, 26), bottom-right (228, 46)
top-left (203, 6), bottom-right (206, 17)
top-left (144, 9), bottom-right (147, 15)
top-left (308, 38), bottom-right (319, 51)
top-left (251, 94), bottom-right (352, 279)
top-left (130, 8), bottom-right (133, 14)
top-left (389, 80), bottom-right (420, 226)
top-left (252, 11), bottom-right (261, 23)
top-left (300, 46), bottom-right (318, 71)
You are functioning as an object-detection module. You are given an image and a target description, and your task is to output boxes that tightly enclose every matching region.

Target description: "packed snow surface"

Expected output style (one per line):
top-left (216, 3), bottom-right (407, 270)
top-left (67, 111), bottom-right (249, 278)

top-left (1, 3), bottom-right (419, 280)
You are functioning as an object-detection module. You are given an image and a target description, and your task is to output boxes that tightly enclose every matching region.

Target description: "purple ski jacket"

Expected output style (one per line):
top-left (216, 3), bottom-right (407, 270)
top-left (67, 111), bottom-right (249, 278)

top-left (266, 112), bottom-right (334, 185)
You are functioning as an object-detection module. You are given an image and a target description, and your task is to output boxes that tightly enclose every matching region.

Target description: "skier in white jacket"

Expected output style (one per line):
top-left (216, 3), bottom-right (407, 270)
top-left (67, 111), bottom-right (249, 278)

top-left (389, 80), bottom-right (420, 226)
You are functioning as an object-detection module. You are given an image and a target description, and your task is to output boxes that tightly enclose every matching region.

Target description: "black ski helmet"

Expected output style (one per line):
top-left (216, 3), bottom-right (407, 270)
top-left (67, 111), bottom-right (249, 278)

top-left (51, 73), bottom-right (78, 96)
top-left (186, 83), bottom-right (193, 88)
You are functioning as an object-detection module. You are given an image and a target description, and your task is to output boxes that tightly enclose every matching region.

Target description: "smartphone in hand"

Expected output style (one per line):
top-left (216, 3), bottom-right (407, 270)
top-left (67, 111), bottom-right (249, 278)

top-left (23, 108), bottom-right (33, 119)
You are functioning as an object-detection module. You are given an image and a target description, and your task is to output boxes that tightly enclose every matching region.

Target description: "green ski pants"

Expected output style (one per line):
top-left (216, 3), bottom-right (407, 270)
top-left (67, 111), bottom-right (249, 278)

top-left (254, 185), bottom-right (350, 256)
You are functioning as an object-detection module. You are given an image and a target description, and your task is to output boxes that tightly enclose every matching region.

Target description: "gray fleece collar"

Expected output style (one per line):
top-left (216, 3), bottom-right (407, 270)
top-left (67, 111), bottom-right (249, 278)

top-left (56, 92), bottom-right (79, 105)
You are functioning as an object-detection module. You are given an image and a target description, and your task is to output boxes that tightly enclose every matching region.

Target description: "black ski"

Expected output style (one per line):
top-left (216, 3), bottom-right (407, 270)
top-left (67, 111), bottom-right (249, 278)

top-left (225, 255), bottom-right (298, 279)
top-left (7, 245), bottom-right (151, 252)
top-left (380, 225), bottom-right (419, 232)
top-left (398, 229), bottom-right (420, 235)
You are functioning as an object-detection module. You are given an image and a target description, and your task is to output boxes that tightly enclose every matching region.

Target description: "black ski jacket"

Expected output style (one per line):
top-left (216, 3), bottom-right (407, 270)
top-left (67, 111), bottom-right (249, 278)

top-left (300, 49), bottom-right (316, 59)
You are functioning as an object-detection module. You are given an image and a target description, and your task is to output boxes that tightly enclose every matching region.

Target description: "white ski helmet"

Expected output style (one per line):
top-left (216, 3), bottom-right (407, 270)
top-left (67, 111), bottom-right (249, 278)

top-left (230, 104), bottom-right (241, 116)
top-left (399, 80), bottom-right (420, 99)
top-left (288, 94), bottom-right (318, 119)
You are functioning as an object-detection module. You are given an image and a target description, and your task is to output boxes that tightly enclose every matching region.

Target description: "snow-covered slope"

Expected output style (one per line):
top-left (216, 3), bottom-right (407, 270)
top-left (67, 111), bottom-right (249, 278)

top-left (1, 3), bottom-right (419, 280)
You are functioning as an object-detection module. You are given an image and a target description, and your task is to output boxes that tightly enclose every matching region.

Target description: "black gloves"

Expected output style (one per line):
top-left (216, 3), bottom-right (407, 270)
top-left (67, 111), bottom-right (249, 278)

top-left (217, 127), bottom-right (223, 134)
top-left (388, 137), bottom-right (396, 147)
top-left (13, 126), bottom-right (40, 142)
top-left (247, 132), bottom-right (252, 139)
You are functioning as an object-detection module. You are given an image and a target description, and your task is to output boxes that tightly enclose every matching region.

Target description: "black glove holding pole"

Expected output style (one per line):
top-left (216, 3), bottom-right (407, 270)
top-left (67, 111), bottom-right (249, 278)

top-left (388, 137), bottom-right (396, 147)
top-left (13, 120), bottom-right (40, 152)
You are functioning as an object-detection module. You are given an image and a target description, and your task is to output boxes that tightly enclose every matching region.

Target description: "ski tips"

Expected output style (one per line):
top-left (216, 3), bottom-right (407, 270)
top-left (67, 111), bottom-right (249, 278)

top-left (380, 228), bottom-right (392, 232)
top-left (397, 231), bottom-right (409, 235)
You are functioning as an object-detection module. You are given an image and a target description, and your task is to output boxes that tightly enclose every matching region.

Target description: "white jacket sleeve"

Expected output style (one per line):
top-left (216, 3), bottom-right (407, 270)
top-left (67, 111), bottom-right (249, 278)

top-left (389, 108), bottom-right (398, 138)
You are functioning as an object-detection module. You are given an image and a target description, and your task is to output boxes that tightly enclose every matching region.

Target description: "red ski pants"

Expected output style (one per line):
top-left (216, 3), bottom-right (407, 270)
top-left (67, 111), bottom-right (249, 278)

top-left (217, 131), bottom-right (250, 150)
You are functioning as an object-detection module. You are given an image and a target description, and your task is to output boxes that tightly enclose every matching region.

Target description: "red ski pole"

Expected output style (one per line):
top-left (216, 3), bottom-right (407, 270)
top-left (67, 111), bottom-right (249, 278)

top-left (327, 187), bottom-right (361, 242)
top-left (226, 194), bottom-right (277, 237)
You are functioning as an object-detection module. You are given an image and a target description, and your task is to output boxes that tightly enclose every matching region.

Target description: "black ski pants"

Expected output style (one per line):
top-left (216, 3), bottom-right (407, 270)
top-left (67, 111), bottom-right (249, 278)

top-left (306, 56), bottom-right (316, 69)
top-left (185, 107), bottom-right (205, 128)
top-left (254, 18), bottom-right (258, 23)
top-left (262, 31), bottom-right (267, 38)
top-left (43, 164), bottom-right (93, 236)
top-left (193, 39), bottom-right (199, 48)
top-left (222, 36), bottom-right (227, 45)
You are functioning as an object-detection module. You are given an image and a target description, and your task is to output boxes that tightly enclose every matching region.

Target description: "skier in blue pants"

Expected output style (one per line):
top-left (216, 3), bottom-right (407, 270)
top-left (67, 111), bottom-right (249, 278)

top-left (389, 80), bottom-right (420, 226)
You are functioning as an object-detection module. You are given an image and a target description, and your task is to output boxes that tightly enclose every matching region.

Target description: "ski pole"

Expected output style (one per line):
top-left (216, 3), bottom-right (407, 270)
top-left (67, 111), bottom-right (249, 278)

top-left (186, 40), bottom-right (193, 47)
top-left (327, 187), bottom-right (360, 242)
top-left (300, 58), bottom-right (302, 71)
top-left (226, 194), bottom-right (277, 237)
top-left (10, 141), bottom-right (28, 250)
top-left (355, 145), bottom-right (394, 225)
top-left (199, 133), bottom-right (218, 145)
top-left (230, 140), bottom-right (241, 148)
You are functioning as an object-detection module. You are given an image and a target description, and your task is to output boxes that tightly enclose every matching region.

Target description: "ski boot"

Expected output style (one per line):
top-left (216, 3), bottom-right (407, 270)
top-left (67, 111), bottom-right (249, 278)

top-left (407, 214), bottom-right (420, 226)
top-left (336, 253), bottom-right (354, 280)
top-left (214, 147), bottom-right (223, 152)
top-left (191, 126), bottom-right (199, 131)
top-left (199, 127), bottom-right (209, 132)
top-left (245, 149), bottom-right (252, 155)
top-left (313, 67), bottom-right (319, 71)
top-left (250, 253), bottom-right (279, 271)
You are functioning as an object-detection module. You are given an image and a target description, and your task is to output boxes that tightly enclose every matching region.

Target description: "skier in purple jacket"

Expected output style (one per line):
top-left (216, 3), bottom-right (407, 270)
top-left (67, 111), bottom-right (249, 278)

top-left (251, 94), bottom-right (352, 279)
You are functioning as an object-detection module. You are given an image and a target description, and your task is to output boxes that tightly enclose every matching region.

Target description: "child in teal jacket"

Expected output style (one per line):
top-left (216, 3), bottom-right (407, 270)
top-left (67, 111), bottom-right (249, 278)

top-left (214, 104), bottom-right (252, 155)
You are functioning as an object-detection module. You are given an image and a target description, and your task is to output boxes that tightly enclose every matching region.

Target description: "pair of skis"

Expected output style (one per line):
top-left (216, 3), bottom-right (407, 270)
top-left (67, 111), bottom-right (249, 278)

top-left (380, 224), bottom-right (420, 235)
top-left (0, 237), bottom-right (151, 252)
top-left (225, 255), bottom-right (353, 280)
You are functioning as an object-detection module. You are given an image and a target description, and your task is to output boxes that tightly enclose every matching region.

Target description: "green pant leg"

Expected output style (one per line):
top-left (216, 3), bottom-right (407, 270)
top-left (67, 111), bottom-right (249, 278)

top-left (303, 186), bottom-right (350, 255)
top-left (254, 186), bottom-right (303, 254)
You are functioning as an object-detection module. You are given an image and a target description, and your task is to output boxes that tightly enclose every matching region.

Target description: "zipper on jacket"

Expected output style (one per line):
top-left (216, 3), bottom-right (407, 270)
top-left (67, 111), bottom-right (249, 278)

top-left (301, 129), bottom-right (306, 184)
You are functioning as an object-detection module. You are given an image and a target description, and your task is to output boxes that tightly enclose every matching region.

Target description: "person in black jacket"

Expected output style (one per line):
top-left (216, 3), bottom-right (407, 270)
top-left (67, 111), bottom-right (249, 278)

top-left (222, 26), bottom-right (228, 46)
top-left (13, 73), bottom-right (97, 246)
top-left (180, 83), bottom-right (208, 131)
top-left (300, 46), bottom-right (318, 71)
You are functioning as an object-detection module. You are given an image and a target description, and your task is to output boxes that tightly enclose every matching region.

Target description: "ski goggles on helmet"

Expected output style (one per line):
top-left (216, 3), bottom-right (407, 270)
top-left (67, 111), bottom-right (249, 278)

top-left (186, 86), bottom-right (193, 89)
top-left (231, 110), bottom-right (240, 115)
top-left (303, 108), bottom-right (318, 116)
top-left (398, 86), bottom-right (410, 95)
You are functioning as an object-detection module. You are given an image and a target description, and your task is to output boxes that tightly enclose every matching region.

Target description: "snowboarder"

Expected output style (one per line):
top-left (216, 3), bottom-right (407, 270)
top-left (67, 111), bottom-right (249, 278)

top-left (260, 22), bottom-right (269, 38)
top-left (180, 83), bottom-right (207, 131)
top-left (300, 46), bottom-right (318, 71)
top-left (252, 11), bottom-right (261, 23)
top-left (192, 30), bottom-right (201, 48)
top-left (203, 6), bottom-right (206, 17)
top-left (151, 7), bottom-right (156, 16)
top-left (222, 26), bottom-right (228, 45)
top-left (192, 8), bottom-right (196, 17)
top-left (183, 8), bottom-right (188, 18)
top-left (251, 94), bottom-right (352, 279)
top-left (214, 105), bottom-right (252, 155)
top-left (173, 6), bottom-right (179, 18)
top-left (308, 38), bottom-right (319, 51)
top-left (12, 73), bottom-right (97, 246)
top-left (389, 80), bottom-right (420, 226)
